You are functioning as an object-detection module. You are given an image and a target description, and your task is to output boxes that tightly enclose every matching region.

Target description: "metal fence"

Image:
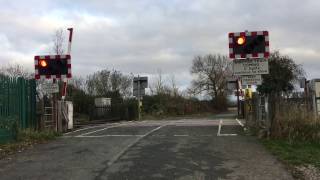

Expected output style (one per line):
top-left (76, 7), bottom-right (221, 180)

top-left (0, 76), bottom-right (36, 143)
top-left (245, 92), bottom-right (315, 134)
top-left (91, 102), bottom-right (138, 121)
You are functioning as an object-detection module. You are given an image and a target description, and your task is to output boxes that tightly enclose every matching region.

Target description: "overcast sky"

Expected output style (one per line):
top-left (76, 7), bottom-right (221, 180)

top-left (1, 0), bottom-right (320, 89)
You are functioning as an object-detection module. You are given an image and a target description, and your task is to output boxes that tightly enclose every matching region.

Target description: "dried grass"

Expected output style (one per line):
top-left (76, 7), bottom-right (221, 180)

top-left (271, 101), bottom-right (320, 142)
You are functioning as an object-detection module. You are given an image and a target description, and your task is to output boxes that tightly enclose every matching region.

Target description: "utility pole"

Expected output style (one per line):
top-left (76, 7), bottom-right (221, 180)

top-left (304, 79), bottom-right (309, 111)
top-left (137, 75), bottom-right (141, 121)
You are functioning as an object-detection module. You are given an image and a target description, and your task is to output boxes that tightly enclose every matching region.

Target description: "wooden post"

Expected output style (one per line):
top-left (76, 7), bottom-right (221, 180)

top-left (138, 75), bottom-right (141, 121)
top-left (52, 79), bottom-right (58, 132)
top-left (236, 79), bottom-right (240, 117)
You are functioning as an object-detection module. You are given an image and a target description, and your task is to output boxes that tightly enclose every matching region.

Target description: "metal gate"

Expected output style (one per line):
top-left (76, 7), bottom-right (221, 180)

top-left (0, 76), bottom-right (36, 143)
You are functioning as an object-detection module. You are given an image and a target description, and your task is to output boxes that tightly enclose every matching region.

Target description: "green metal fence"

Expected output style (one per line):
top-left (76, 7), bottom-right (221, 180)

top-left (0, 76), bottom-right (36, 143)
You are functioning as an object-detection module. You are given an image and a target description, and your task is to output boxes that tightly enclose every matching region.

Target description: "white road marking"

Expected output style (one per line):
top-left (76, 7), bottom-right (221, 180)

top-left (63, 133), bottom-right (215, 138)
top-left (217, 119), bottom-right (238, 137)
top-left (173, 134), bottom-right (189, 137)
top-left (151, 134), bottom-right (166, 137)
top-left (142, 125), bottom-right (166, 136)
top-left (236, 118), bottom-right (244, 127)
top-left (107, 124), bottom-right (167, 167)
top-left (219, 134), bottom-right (237, 136)
top-left (217, 119), bottom-right (222, 136)
top-left (72, 134), bottom-right (144, 138)
top-left (66, 118), bottom-right (242, 139)
top-left (218, 134), bottom-right (238, 136)
top-left (64, 134), bottom-right (216, 138)
top-left (63, 124), bottom-right (108, 135)
top-left (76, 123), bottom-right (125, 137)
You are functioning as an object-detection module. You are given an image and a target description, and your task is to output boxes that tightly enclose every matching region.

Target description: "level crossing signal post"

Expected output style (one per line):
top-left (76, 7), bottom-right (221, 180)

top-left (34, 28), bottom-right (73, 132)
top-left (133, 76), bottom-right (148, 120)
top-left (228, 30), bottom-right (270, 123)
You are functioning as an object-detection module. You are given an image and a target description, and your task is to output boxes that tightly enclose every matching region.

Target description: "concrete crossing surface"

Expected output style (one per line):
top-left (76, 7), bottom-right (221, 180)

top-left (0, 114), bottom-right (293, 180)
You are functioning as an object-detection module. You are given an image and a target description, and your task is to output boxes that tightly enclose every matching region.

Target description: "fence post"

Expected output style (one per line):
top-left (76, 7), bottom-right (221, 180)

top-left (30, 80), bottom-right (37, 129)
top-left (265, 95), bottom-right (271, 133)
top-left (18, 77), bottom-right (22, 128)
top-left (6, 78), bottom-right (9, 116)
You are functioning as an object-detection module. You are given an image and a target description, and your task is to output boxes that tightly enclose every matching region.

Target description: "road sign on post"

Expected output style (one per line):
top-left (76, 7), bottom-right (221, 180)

top-left (133, 76), bottom-right (148, 121)
top-left (241, 75), bottom-right (262, 85)
top-left (42, 83), bottom-right (59, 94)
top-left (233, 58), bottom-right (269, 76)
top-left (133, 76), bottom-right (148, 97)
top-left (229, 30), bottom-right (270, 120)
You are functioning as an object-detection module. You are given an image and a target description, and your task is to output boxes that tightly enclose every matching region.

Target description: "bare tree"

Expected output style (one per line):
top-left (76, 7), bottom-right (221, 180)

top-left (190, 54), bottom-right (232, 101)
top-left (85, 69), bottom-right (132, 98)
top-left (150, 69), bottom-right (170, 95)
top-left (52, 28), bottom-right (65, 55)
top-left (86, 75), bottom-right (96, 95)
top-left (110, 70), bottom-right (132, 97)
top-left (169, 74), bottom-right (179, 97)
top-left (155, 69), bottom-right (165, 94)
top-left (86, 70), bottom-right (110, 96)
top-left (0, 64), bottom-right (32, 79)
top-left (69, 76), bottom-right (86, 91)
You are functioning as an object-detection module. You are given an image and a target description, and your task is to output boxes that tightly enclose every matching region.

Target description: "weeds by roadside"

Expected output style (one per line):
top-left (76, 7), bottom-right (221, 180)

top-left (0, 129), bottom-right (61, 159)
top-left (262, 139), bottom-right (320, 168)
top-left (16, 129), bottom-right (61, 142)
top-left (262, 139), bottom-right (320, 179)
top-left (271, 102), bottom-right (320, 143)
top-left (259, 102), bottom-right (320, 179)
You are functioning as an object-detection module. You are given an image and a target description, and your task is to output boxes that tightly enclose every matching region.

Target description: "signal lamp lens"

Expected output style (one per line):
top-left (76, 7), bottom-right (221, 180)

top-left (39, 60), bottom-right (48, 67)
top-left (236, 36), bottom-right (246, 45)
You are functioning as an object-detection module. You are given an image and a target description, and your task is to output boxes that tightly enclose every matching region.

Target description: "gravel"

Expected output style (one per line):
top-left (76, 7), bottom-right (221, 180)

top-left (294, 165), bottom-right (320, 180)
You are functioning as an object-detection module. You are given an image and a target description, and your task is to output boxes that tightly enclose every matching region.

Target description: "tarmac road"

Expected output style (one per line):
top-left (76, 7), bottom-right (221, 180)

top-left (0, 114), bottom-right (293, 180)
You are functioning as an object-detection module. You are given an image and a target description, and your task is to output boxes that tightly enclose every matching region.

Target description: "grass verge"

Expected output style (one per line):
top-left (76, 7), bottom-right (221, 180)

top-left (0, 129), bottom-right (61, 159)
top-left (262, 139), bottom-right (320, 169)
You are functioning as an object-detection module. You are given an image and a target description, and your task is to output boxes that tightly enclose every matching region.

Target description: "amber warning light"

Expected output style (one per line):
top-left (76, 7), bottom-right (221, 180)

top-left (39, 59), bottom-right (48, 67)
top-left (236, 36), bottom-right (246, 45)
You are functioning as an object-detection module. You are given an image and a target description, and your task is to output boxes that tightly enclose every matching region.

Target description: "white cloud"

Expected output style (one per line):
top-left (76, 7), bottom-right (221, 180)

top-left (282, 47), bottom-right (320, 60)
top-left (1, 0), bottom-right (320, 88)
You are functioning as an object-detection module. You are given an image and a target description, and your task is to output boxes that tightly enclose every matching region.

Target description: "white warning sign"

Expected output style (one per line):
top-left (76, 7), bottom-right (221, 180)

top-left (241, 75), bottom-right (262, 85)
top-left (233, 59), bottom-right (269, 76)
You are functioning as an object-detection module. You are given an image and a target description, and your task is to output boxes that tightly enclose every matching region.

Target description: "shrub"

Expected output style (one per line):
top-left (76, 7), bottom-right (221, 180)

top-left (16, 129), bottom-right (61, 142)
top-left (142, 94), bottom-right (216, 117)
top-left (0, 116), bottom-right (19, 141)
top-left (272, 102), bottom-right (320, 142)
